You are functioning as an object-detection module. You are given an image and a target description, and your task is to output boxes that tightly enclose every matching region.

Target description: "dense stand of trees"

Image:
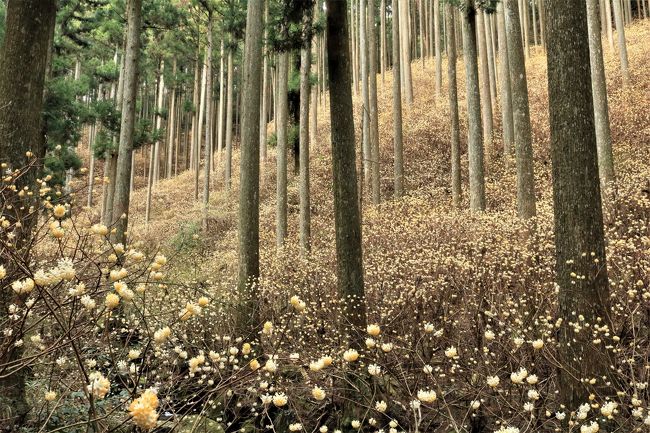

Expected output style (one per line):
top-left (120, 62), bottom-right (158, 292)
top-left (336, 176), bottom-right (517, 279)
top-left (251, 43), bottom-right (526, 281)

top-left (0, 0), bottom-right (648, 428)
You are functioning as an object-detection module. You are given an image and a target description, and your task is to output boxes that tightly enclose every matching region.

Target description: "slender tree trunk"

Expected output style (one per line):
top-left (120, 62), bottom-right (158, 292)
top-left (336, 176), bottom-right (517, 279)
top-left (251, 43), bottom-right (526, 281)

top-left (153, 60), bottom-right (165, 184)
top-left (299, 9), bottom-right (313, 254)
top-left (88, 123), bottom-right (97, 207)
top-left (0, 1), bottom-right (57, 425)
top-left (586, 0), bottom-right (616, 191)
top-left (605, 0), bottom-right (615, 50)
top-left (190, 58), bottom-right (200, 170)
top-left (380, 0), bottom-right (387, 82)
top-left (446, 5), bottom-right (461, 207)
top-left (166, 58), bottom-right (177, 178)
top-left (434, 0), bottom-right (442, 98)
top-left (218, 39), bottom-right (226, 154)
top-left (544, 0), bottom-right (613, 410)
top-left (400, 0), bottom-right (414, 104)
top-left (203, 12), bottom-right (214, 231)
top-left (360, 0), bottom-right (371, 191)
top-left (392, 0), bottom-right (405, 197)
top-left (505, 0), bottom-right (537, 219)
top-left (612, 0), bottom-right (631, 85)
top-left (462, 1), bottom-right (486, 211)
top-left (224, 49), bottom-right (234, 190)
top-left (484, 11), bottom-right (497, 115)
top-left (476, 10), bottom-right (494, 161)
top-left (497, 3), bottom-right (515, 156)
top-left (260, 3), bottom-right (269, 162)
top-left (325, 0), bottom-right (368, 347)
top-left (276, 51), bottom-right (289, 246)
top-left (369, 0), bottom-right (381, 205)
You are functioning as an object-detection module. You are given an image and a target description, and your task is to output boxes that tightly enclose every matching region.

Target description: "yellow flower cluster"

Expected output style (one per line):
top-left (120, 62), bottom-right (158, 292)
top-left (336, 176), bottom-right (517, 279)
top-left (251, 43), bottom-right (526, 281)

top-left (128, 389), bottom-right (159, 430)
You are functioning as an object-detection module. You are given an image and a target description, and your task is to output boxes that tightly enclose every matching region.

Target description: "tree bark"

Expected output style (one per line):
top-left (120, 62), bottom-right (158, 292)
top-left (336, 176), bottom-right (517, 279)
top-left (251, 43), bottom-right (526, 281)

top-left (0, 1), bottom-right (57, 425)
top-left (260, 2), bottom-right (269, 162)
top-left (461, 1), bottom-right (486, 211)
top-left (325, 0), bottom-right (368, 347)
top-left (505, 0), bottom-right (537, 219)
top-left (400, 0), bottom-right (414, 104)
top-left (586, 0), bottom-right (616, 192)
top-left (612, 0), bottom-right (631, 85)
top-left (392, 0), bottom-right (405, 198)
top-left (544, 0), bottom-right (613, 410)
top-left (476, 10), bottom-right (494, 160)
top-left (446, 4), bottom-right (461, 208)
top-left (276, 51), bottom-right (289, 246)
top-left (224, 49), bottom-right (234, 190)
top-left (369, 0), bottom-right (381, 205)
top-left (299, 9), bottom-right (313, 254)
top-left (497, 3), bottom-right (515, 157)
top-left (237, 0), bottom-right (264, 333)
top-left (203, 12), bottom-right (214, 232)
top-left (434, 0), bottom-right (442, 98)
top-left (360, 0), bottom-right (371, 191)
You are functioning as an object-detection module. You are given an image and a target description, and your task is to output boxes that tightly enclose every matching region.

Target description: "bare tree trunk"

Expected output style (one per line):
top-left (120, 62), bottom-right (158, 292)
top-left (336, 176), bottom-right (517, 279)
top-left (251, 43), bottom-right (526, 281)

top-left (381, 0), bottom-right (387, 82)
top-left (400, 0), bottom-right (414, 104)
top-left (224, 49), bottom-right (234, 190)
top-left (190, 58), bottom-right (200, 171)
top-left (392, 0), bottom-right (405, 197)
top-left (612, 0), bottom-right (631, 85)
top-left (237, 0), bottom-right (264, 333)
top-left (153, 60), bottom-right (165, 184)
top-left (203, 12), bottom-right (214, 232)
top-left (476, 10), bottom-right (494, 161)
top-left (462, 1), bottom-right (485, 211)
top-left (166, 58), bottom-right (177, 178)
top-left (544, 0), bottom-right (613, 410)
top-left (369, 0), bottom-right (381, 205)
top-left (446, 4), bottom-right (461, 207)
top-left (360, 0), bottom-right (371, 191)
top-left (325, 0), bottom-right (368, 348)
top-left (484, 11), bottom-right (497, 115)
top-left (276, 51), bottom-right (289, 246)
top-left (260, 3), bottom-right (269, 162)
top-left (586, 0), bottom-right (616, 191)
top-left (497, 2), bottom-right (515, 156)
top-left (217, 39), bottom-right (225, 155)
top-left (605, 0), bottom-right (615, 50)
top-left (505, 0), bottom-right (537, 219)
top-left (434, 0), bottom-right (442, 98)
top-left (299, 9), bottom-right (313, 254)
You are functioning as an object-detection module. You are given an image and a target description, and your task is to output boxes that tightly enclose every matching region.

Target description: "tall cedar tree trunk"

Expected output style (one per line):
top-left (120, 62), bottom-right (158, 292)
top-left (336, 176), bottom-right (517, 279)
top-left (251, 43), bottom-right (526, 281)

top-left (484, 11), bottom-right (498, 115)
top-left (276, 51), bottom-right (289, 246)
top-left (369, 0), bottom-right (381, 205)
top-left (612, 0), bottom-right (630, 85)
top-left (462, 1), bottom-right (486, 211)
top-left (237, 0), bottom-right (264, 333)
top-left (586, 0), bottom-right (616, 192)
top-left (496, 2), bottom-right (515, 156)
top-left (434, 0), bottom-right (442, 98)
top-left (166, 59), bottom-right (177, 178)
top-left (392, 0), bottom-right (405, 197)
top-left (299, 8), bottom-right (313, 254)
top-left (260, 2), bottom-right (269, 162)
top-left (153, 61), bottom-right (164, 183)
top-left (224, 50), bottom-right (234, 190)
top-left (476, 10), bottom-right (493, 160)
top-left (113, 0), bottom-right (142, 246)
top-left (400, 0), bottom-right (414, 104)
top-left (544, 0), bottom-right (613, 410)
top-left (504, 0), bottom-right (537, 219)
top-left (360, 0), bottom-right (371, 190)
top-left (203, 13), bottom-right (214, 232)
top-left (218, 39), bottom-right (226, 154)
top-left (446, 4), bottom-right (462, 208)
top-left (326, 0), bottom-right (368, 346)
top-left (0, 1), bottom-right (57, 426)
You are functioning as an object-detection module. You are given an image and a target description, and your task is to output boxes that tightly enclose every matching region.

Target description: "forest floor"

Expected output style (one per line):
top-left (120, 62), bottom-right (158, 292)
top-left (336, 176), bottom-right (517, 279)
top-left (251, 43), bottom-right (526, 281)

top-left (114, 21), bottom-right (650, 304)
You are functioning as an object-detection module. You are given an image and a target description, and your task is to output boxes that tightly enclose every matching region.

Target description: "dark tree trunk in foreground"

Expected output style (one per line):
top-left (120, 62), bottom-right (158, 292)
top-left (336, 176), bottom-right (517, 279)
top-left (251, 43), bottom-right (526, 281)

top-left (113, 0), bottom-right (143, 246)
top-left (0, 0), bottom-right (57, 427)
top-left (446, 4), bottom-right (461, 207)
top-left (325, 0), bottom-right (368, 345)
top-left (237, 0), bottom-right (264, 334)
top-left (545, 0), bottom-right (613, 410)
